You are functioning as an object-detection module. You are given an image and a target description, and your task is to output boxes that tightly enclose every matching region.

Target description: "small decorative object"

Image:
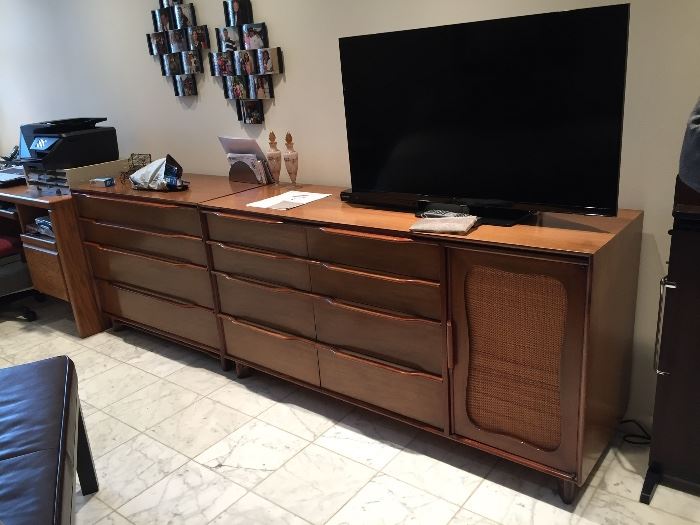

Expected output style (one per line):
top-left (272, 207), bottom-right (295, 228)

top-left (119, 154), bottom-right (153, 185)
top-left (212, 0), bottom-right (284, 124)
top-left (266, 131), bottom-right (282, 183)
top-left (283, 132), bottom-right (298, 184)
top-left (146, 1), bottom-right (209, 97)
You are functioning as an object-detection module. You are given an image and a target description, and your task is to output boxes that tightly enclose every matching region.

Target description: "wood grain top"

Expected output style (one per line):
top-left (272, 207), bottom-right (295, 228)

top-left (201, 184), bottom-right (644, 256)
top-left (73, 173), bottom-right (260, 206)
top-left (0, 183), bottom-right (72, 208)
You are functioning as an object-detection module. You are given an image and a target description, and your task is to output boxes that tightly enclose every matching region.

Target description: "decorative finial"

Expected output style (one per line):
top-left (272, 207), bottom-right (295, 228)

top-left (269, 131), bottom-right (276, 143)
top-left (285, 132), bottom-right (293, 146)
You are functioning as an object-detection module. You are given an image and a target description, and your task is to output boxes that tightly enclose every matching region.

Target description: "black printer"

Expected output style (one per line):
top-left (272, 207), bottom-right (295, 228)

top-left (19, 118), bottom-right (119, 171)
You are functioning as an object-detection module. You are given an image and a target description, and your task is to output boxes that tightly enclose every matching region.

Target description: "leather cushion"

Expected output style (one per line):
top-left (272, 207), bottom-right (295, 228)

top-left (0, 356), bottom-right (78, 525)
top-left (0, 235), bottom-right (20, 258)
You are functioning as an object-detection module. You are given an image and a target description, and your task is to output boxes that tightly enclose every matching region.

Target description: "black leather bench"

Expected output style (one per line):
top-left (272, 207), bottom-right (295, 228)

top-left (0, 356), bottom-right (98, 525)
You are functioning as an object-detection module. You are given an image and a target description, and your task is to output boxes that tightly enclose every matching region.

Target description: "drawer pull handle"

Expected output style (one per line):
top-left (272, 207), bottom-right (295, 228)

top-left (23, 244), bottom-right (59, 257)
top-left (82, 219), bottom-right (200, 240)
top-left (85, 242), bottom-right (205, 270)
top-left (212, 242), bottom-right (297, 261)
top-left (109, 281), bottom-right (201, 308)
top-left (318, 227), bottom-right (412, 243)
top-left (222, 315), bottom-right (301, 342)
top-left (327, 347), bottom-right (441, 382)
top-left (77, 193), bottom-right (180, 209)
top-left (208, 211), bottom-right (285, 225)
top-left (214, 272), bottom-right (309, 296)
top-left (654, 276), bottom-right (676, 376)
top-left (321, 297), bottom-right (439, 325)
top-left (318, 262), bottom-right (437, 286)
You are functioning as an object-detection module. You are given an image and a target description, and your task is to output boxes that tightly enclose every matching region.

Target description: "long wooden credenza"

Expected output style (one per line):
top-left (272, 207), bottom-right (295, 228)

top-left (72, 176), bottom-right (643, 503)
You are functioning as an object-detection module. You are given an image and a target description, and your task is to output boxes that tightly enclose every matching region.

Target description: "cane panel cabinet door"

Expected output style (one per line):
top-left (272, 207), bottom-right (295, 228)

top-left (449, 247), bottom-right (588, 473)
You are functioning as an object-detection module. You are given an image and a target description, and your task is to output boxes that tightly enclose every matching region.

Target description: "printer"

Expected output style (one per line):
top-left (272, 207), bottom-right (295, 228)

top-left (18, 118), bottom-right (119, 193)
top-left (19, 118), bottom-right (118, 171)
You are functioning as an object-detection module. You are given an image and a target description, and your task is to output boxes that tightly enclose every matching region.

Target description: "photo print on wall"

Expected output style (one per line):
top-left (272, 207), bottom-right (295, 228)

top-left (146, 0), bottom-right (208, 97)
top-left (212, 0), bottom-right (284, 123)
top-left (224, 0), bottom-right (253, 26)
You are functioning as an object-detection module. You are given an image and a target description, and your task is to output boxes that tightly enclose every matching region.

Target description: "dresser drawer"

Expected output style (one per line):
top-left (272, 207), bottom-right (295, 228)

top-left (318, 346), bottom-right (444, 429)
top-left (315, 298), bottom-right (444, 375)
top-left (74, 193), bottom-right (202, 236)
top-left (310, 261), bottom-right (442, 320)
top-left (210, 242), bottom-right (311, 291)
top-left (214, 272), bottom-right (316, 339)
top-left (307, 227), bottom-right (441, 281)
top-left (96, 280), bottom-right (220, 349)
top-left (221, 315), bottom-right (320, 386)
top-left (23, 245), bottom-right (69, 301)
top-left (314, 297), bottom-right (443, 375)
top-left (81, 218), bottom-right (207, 266)
top-left (86, 243), bottom-right (214, 308)
top-left (205, 212), bottom-right (308, 257)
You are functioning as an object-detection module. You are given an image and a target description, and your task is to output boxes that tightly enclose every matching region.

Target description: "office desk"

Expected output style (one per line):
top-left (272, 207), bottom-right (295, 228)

top-left (0, 184), bottom-right (105, 337)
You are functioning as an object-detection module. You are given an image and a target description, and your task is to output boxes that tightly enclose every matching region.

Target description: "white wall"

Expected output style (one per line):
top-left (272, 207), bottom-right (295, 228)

top-left (2, 0), bottom-right (700, 424)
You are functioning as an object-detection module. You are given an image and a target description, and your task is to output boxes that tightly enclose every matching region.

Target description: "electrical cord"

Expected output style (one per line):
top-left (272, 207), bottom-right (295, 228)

top-left (620, 419), bottom-right (651, 445)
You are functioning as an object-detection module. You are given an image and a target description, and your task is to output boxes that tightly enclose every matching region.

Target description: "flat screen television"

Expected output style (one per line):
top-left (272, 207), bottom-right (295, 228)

top-left (339, 4), bottom-right (630, 219)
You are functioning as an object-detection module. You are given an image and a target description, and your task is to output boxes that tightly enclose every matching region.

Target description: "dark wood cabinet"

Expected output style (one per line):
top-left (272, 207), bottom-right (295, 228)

top-left (642, 179), bottom-right (700, 503)
top-left (449, 247), bottom-right (588, 474)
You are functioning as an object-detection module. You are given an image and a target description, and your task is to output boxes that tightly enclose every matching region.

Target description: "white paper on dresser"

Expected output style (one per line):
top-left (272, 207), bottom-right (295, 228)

top-left (246, 191), bottom-right (331, 210)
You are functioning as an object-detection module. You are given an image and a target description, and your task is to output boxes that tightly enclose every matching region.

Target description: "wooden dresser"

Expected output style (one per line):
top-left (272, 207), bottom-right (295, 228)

top-left (73, 181), bottom-right (643, 502)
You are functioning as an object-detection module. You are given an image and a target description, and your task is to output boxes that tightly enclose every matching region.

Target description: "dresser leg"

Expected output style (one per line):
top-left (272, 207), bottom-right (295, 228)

top-left (557, 479), bottom-right (578, 504)
top-left (640, 466), bottom-right (661, 504)
top-left (234, 362), bottom-right (252, 378)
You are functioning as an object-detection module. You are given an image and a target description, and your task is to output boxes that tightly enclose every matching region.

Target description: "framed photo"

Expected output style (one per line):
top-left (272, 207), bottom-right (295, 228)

top-left (249, 75), bottom-right (274, 99)
top-left (216, 26), bottom-right (242, 53)
top-left (242, 23), bottom-right (268, 50)
top-left (239, 100), bottom-right (264, 124)
top-left (161, 53), bottom-right (184, 76)
top-left (234, 49), bottom-right (256, 75)
top-left (160, 0), bottom-right (183, 7)
top-left (174, 3), bottom-right (196, 29)
top-left (147, 32), bottom-right (169, 56)
top-left (173, 74), bottom-right (198, 97)
top-left (182, 50), bottom-right (203, 74)
top-left (152, 8), bottom-right (174, 32)
top-left (224, 75), bottom-right (251, 100)
top-left (168, 29), bottom-right (188, 52)
top-left (257, 48), bottom-right (283, 74)
top-left (208, 51), bottom-right (235, 76)
top-left (187, 25), bottom-right (210, 50)
top-left (224, 0), bottom-right (253, 27)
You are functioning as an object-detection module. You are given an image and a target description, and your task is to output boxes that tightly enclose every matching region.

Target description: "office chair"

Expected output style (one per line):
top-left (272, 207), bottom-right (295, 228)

top-left (0, 234), bottom-right (37, 322)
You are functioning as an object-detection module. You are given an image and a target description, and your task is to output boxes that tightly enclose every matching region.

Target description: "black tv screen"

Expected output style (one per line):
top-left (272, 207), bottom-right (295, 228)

top-left (339, 4), bottom-right (629, 216)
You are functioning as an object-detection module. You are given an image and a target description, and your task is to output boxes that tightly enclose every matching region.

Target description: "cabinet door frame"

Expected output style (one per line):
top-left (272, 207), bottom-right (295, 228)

top-left (449, 247), bottom-right (588, 473)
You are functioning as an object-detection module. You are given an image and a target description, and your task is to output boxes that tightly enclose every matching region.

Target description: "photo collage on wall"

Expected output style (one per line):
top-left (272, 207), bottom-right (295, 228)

top-left (209, 0), bottom-right (284, 124)
top-left (147, 0), bottom-right (210, 97)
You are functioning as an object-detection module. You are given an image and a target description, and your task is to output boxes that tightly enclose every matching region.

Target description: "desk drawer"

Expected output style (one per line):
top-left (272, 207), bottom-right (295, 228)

top-left (81, 219), bottom-right (207, 266)
top-left (314, 298), bottom-right (443, 375)
top-left (74, 193), bottom-right (202, 236)
top-left (23, 245), bottom-right (69, 301)
top-left (310, 262), bottom-right (441, 320)
top-left (86, 243), bottom-right (214, 308)
top-left (205, 212), bottom-right (308, 257)
top-left (318, 346), bottom-right (444, 429)
top-left (221, 315), bottom-right (320, 386)
top-left (214, 272), bottom-right (316, 339)
top-left (307, 227), bottom-right (441, 281)
top-left (96, 280), bottom-right (220, 349)
top-left (210, 242), bottom-right (311, 291)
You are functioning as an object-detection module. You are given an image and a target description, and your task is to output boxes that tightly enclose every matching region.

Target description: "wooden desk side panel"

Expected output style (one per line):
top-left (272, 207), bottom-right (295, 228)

top-left (52, 199), bottom-right (109, 337)
top-left (579, 212), bottom-right (644, 484)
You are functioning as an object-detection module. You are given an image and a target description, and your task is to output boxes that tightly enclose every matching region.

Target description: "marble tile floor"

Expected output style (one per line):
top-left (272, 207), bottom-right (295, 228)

top-left (1, 298), bottom-right (699, 525)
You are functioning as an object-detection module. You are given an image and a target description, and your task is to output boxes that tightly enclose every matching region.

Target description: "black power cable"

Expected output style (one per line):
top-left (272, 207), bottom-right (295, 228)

top-left (620, 419), bottom-right (651, 445)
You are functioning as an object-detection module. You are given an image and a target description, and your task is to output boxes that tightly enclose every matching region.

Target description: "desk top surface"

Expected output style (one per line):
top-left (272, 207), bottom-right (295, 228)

top-left (74, 173), bottom-right (260, 206)
top-left (0, 183), bottom-right (72, 207)
top-left (202, 184), bottom-right (644, 256)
